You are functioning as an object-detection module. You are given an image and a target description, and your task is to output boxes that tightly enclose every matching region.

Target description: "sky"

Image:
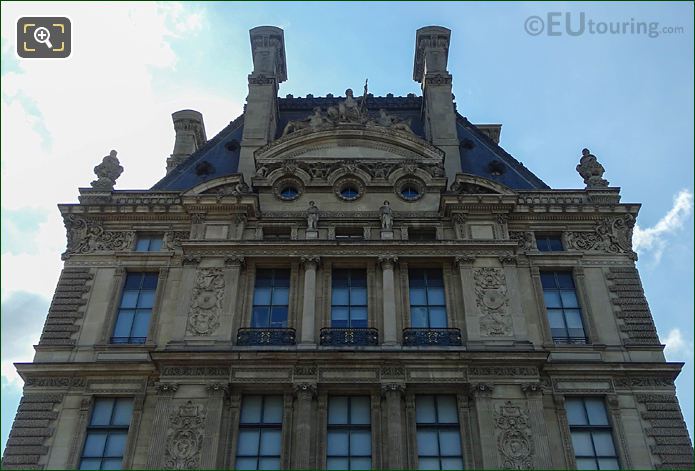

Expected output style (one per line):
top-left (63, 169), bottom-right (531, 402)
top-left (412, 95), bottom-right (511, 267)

top-left (1, 0), bottom-right (693, 453)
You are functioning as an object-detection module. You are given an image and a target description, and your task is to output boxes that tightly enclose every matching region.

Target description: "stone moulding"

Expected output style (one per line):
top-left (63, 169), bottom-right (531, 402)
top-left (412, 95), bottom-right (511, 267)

top-left (38, 268), bottom-right (93, 347)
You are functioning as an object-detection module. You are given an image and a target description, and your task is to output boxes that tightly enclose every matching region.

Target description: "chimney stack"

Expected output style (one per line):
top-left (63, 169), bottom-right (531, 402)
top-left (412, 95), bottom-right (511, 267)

top-left (166, 109), bottom-right (207, 174)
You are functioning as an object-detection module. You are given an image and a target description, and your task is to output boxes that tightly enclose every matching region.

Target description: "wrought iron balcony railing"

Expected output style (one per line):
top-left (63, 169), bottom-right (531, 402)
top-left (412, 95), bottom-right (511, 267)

top-left (320, 327), bottom-right (379, 346)
top-left (552, 336), bottom-right (589, 345)
top-left (402, 328), bottom-right (462, 346)
top-left (236, 328), bottom-right (296, 346)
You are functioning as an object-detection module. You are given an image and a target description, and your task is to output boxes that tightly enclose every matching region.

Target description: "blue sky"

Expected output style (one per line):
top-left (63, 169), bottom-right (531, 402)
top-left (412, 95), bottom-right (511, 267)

top-left (1, 1), bottom-right (693, 452)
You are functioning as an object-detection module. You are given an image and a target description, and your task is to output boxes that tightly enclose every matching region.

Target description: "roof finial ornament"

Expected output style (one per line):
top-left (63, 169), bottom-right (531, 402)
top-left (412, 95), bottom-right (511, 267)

top-left (90, 150), bottom-right (123, 190)
top-left (576, 148), bottom-right (609, 189)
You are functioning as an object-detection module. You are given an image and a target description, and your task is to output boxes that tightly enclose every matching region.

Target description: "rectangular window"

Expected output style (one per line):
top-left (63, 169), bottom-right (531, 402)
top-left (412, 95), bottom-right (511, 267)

top-left (79, 398), bottom-right (133, 470)
top-left (252, 269), bottom-right (290, 328)
top-left (409, 269), bottom-right (447, 328)
top-left (415, 395), bottom-right (463, 470)
top-left (134, 235), bottom-right (163, 252)
top-left (111, 272), bottom-right (157, 344)
top-left (536, 234), bottom-right (563, 252)
top-left (566, 397), bottom-right (619, 470)
top-left (541, 271), bottom-right (587, 344)
top-left (235, 396), bottom-right (283, 470)
top-left (263, 227), bottom-right (291, 240)
top-left (409, 228), bottom-right (437, 241)
top-left (331, 269), bottom-right (367, 328)
top-left (327, 396), bottom-right (371, 470)
top-left (335, 227), bottom-right (363, 240)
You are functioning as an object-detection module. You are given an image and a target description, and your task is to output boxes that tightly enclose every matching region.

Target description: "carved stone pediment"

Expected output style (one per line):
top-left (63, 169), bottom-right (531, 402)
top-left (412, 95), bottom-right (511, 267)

top-left (448, 174), bottom-right (516, 196)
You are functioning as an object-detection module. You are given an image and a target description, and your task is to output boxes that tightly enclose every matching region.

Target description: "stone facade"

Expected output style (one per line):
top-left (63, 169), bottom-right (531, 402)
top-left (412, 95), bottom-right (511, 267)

top-left (3, 25), bottom-right (692, 470)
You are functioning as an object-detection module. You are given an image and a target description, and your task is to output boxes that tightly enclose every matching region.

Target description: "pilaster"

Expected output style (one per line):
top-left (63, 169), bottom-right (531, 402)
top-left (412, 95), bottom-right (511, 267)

top-left (378, 256), bottom-right (399, 346)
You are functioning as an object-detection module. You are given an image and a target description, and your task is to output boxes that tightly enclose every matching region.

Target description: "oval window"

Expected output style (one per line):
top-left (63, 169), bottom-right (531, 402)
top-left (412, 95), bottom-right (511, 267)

top-left (280, 186), bottom-right (299, 199)
top-left (401, 185), bottom-right (420, 200)
top-left (340, 186), bottom-right (359, 199)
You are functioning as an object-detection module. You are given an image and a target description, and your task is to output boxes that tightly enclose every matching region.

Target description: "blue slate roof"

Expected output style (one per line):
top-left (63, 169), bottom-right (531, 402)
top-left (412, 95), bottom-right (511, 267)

top-left (152, 95), bottom-right (548, 191)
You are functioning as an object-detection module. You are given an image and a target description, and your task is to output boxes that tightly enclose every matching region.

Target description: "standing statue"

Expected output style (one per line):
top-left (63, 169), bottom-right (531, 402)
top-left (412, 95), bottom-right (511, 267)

top-left (380, 200), bottom-right (394, 230)
top-left (339, 88), bottom-right (361, 122)
top-left (576, 148), bottom-right (609, 188)
top-left (91, 150), bottom-right (123, 190)
top-left (306, 201), bottom-right (319, 230)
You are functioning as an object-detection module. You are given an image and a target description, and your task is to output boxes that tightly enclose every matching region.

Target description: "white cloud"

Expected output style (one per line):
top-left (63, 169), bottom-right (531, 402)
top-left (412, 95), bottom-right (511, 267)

top-left (663, 328), bottom-right (695, 362)
top-left (633, 189), bottom-right (694, 263)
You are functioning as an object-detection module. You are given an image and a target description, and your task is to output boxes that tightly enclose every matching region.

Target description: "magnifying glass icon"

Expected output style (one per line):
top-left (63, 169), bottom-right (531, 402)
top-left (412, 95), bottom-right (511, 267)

top-left (33, 27), bottom-right (53, 49)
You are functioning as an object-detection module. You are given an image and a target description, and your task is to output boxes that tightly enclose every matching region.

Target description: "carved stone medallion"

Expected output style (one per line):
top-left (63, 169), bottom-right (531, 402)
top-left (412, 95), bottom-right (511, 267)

top-left (495, 401), bottom-right (534, 470)
top-left (186, 268), bottom-right (225, 336)
top-left (163, 401), bottom-right (206, 470)
top-left (474, 268), bottom-right (512, 336)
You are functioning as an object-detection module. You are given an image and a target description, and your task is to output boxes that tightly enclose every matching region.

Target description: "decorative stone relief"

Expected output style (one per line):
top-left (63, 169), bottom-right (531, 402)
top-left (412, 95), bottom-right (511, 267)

top-left (474, 268), bottom-right (512, 336)
top-left (90, 150), bottom-right (123, 190)
top-left (606, 267), bottom-right (660, 346)
top-left (509, 231), bottom-right (535, 251)
top-left (62, 215), bottom-right (134, 259)
top-left (186, 268), bottom-right (225, 336)
top-left (565, 214), bottom-right (637, 260)
top-left (202, 179), bottom-right (252, 196)
top-left (494, 401), bottom-right (534, 470)
top-left (576, 148), bottom-right (609, 188)
top-left (163, 401), bottom-right (206, 470)
top-left (165, 231), bottom-right (189, 251)
top-left (38, 268), bottom-right (92, 346)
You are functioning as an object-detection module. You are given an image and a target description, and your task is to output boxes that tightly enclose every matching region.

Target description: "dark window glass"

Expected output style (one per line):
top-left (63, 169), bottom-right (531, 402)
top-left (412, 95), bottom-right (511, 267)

top-left (340, 187), bottom-right (359, 199)
top-left (415, 395), bottom-right (463, 470)
top-left (327, 396), bottom-right (371, 470)
top-left (252, 269), bottom-right (290, 328)
top-left (263, 228), bottom-right (291, 240)
top-left (409, 269), bottom-right (447, 328)
top-left (79, 398), bottom-right (133, 470)
top-left (541, 271), bottom-right (587, 344)
top-left (280, 187), bottom-right (298, 199)
top-left (331, 269), bottom-right (368, 328)
top-left (566, 398), bottom-right (619, 470)
top-left (235, 396), bottom-right (283, 470)
top-left (401, 185), bottom-right (420, 200)
top-left (409, 228), bottom-right (437, 241)
top-left (111, 273), bottom-right (157, 344)
top-left (134, 235), bottom-right (163, 252)
top-left (335, 228), bottom-right (363, 240)
top-left (536, 234), bottom-right (563, 252)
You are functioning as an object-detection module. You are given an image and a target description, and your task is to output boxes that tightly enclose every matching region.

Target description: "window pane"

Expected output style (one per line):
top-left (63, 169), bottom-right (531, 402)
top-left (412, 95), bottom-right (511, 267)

top-left (237, 430), bottom-right (260, 454)
top-left (142, 273), bottom-right (159, 290)
top-left (350, 287), bottom-right (367, 305)
top-left (557, 272), bottom-right (575, 289)
top-left (410, 287), bottom-right (427, 306)
top-left (436, 396), bottom-right (458, 423)
top-left (417, 429), bottom-right (439, 455)
top-left (576, 458), bottom-right (599, 470)
top-left (416, 396), bottom-right (436, 423)
top-left (91, 399), bottom-right (114, 426)
top-left (329, 397), bottom-right (348, 425)
top-left (104, 432), bottom-right (127, 457)
top-left (113, 311), bottom-right (134, 339)
top-left (274, 271), bottom-right (290, 287)
top-left (351, 430), bottom-right (371, 455)
top-left (547, 310), bottom-right (566, 329)
top-left (101, 458), bottom-right (123, 470)
top-left (252, 307), bottom-right (270, 328)
top-left (137, 290), bottom-right (155, 308)
top-left (351, 457), bottom-right (372, 470)
top-left (149, 238), bottom-right (163, 252)
top-left (262, 396), bottom-right (283, 424)
top-left (235, 457), bottom-right (258, 470)
top-left (566, 399), bottom-right (588, 425)
top-left (543, 291), bottom-right (562, 308)
top-left (80, 458), bottom-right (102, 470)
top-left (271, 287), bottom-right (289, 305)
top-left (240, 397), bottom-right (262, 424)
top-left (258, 458), bottom-right (280, 470)
top-left (428, 287), bottom-right (446, 305)
top-left (441, 457), bottom-right (464, 470)
top-left (571, 431), bottom-right (594, 456)
top-left (560, 290), bottom-right (579, 308)
top-left (327, 430), bottom-right (349, 455)
top-left (332, 307), bottom-right (349, 327)
top-left (429, 307), bottom-right (448, 328)
top-left (540, 272), bottom-right (557, 289)
top-left (549, 237), bottom-right (563, 251)
top-left (350, 397), bottom-right (371, 425)
top-left (418, 457), bottom-right (441, 470)
top-left (598, 458), bottom-right (620, 470)
top-left (426, 270), bottom-right (444, 286)
top-left (131, 311), bottom-right (151, 339)
top-left (83, 432), bottom-right (107, 457)
top-left (350, 307), bottom-right (368, 322)
top-left (332, 287), bottom-right (350, 305)
top-left (260, 429), bottom-right (281, 455)
top-left (253, 287), bottom-right (272, 305)
top-left (585, 398), bottom-right (609, 426)
top-left (565, 310), bottom-right (584, 330)
top-left (439, 429), bottom-right (462, 455)
top-left (270, 307), bottom-right (288, 327)
top-left (592, 431), bottom-right (616, 456)
top-left (255, 271), bottom-right (273, 286)
top-left (135, 238), bottom-right (150, 251)
top-left (350, 270), bottom-right (367, 286)
top-left (411, 307), bottom-right (429, 328)
top-left (409, 270), bottom-right (425, 287)
top-left (112, 399), bottom-right (133, 426)
top-left (327, 457), bottom-right (349, 470)
top-left (124, 274), bottom-right (143, 289)
top-left (120, 291), bottom-right (138, 308)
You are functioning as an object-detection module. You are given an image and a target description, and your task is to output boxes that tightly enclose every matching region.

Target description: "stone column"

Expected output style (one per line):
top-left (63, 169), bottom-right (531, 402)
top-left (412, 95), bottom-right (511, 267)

top-left (292, 383), bottom-right (317, 469)
top-left (606, 395), bottom-right (632, 469)
top-left (200, 383), bottom-right (228, 469)
top-left (379, 256), bottom-right (399, 346)
top-left (413, 26), bottom-right (461, 180)
top-left (300, 257), bottom-right (320, 345)
top-left (456, 393), bottom-right (478, 469)
top-left (225, 256), bottom-right (245, 344)
top-left (227, 393), bottom-right (242, 468)
top-left (553, 395), bottom-right (576, 469)
top-left (146, 383), bottom-right (178, 469)
top-left (455, 256), bottom-right (478, 341)
top-left (381, 383), bottom-right (405, 468)
top-left (239, 27), bottom-right (287, 181)
top-left (469, 383), bottom-right (498, 469)
top-left (522, 383), bottom-right (552, 469)
top-left (500, 255), bottom-right (529, 342)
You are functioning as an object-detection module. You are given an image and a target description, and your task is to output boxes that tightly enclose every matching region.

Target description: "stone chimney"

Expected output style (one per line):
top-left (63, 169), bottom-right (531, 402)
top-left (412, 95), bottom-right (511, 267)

top-left (166, 109), bottom-right (207, 174)
top-left (413, 26), bottom-right (461, 181)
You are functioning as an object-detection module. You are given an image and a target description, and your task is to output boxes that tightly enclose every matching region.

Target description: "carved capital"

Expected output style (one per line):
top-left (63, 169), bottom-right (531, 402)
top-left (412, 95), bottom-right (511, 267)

top-left (521, 382), bottom-right (543, 396)
top-left (381, 383), bottom-right (406, 397)
top-left (190, 213), bottom-right (206, 224)
top-left (300, 256), bottom-right (320, 269)
top-left (206, 382), bottom-right (229, 396)
top-left (469, 382), bottom-right (495, 397)
top-left (378, 255), bottom-right (399, 269)
top-left (293, 382), bottom-right (317, 398)
top-left (224, 256), bottom-right (245, 267)
top-left (455, 255), bottom-right (476, 267)
top-left (182, 255), bottom-right (201, 266)
top-left (498, 255), bottom-right (517, 265)
top-left (156, 382), bottom-right (179, 395)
